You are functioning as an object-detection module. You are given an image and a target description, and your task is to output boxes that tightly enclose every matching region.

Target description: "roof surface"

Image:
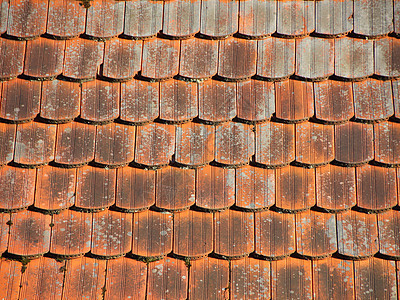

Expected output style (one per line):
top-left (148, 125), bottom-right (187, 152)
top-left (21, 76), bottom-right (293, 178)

top-left (0, 0), bottom-right (400, 299)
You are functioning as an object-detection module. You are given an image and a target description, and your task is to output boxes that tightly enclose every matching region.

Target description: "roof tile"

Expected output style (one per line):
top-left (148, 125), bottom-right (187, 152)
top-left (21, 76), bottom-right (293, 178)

top-left (374, 37), bottom-right (400, 79)
top-left (8, 210), bottom-right (51, 257)
top-left (316, 164), bottom-right (356, 212)
top-left (336, 210), bottom-right (379, 259)
top-left (394, 80), bottom-right (400, 119)
top-left (315, 0), bottom-right (353, 36)
top-left (0, 166), bottom-right (35, 211)
top-left (374, 121), bottom-right (400, 166)
top-left (276, 0), bottom-right (315, 37)
top-left (40, 80), bottom-right (81, 122)
top-left (50, 209), bottom-right (92, 257)
top-left (0, 38), bottom-right (25, 80)
top-left (0, 213), bottom-right (8, 253)
top-left (0, 1), bottom-right (9, 34)
top-left (378, 210), bottom-right (400, 258)
top-left (173, 210), bottom-right (213, 258)
top-left (132, 210), bottom-right (173, 258)
top-left (54, 122), bottom-right (96, 166)
top-left (0, 123), bottom-right (16, 165)
top-left (0, 259), bottom-right (21, 300)
top-left (75, 166), bottom-right (116, 211)
top-left (116, 167), bottom-right (156, 212)
top-left (196, 165), bottom-right (235, 211)
top-left (200, 0), bottom-right (238, 38)
top-left (156, 166), bottom-right (195, 211)
top-left (235, 166), bottom-right (275, 210)
top-left (24, 38), bottom-right (65, 79)
top-left (395, 0), bottom-right (400, 35)
top-left (162, 0), bottom-right (200, 38)
top-left (14, 122), bottom-right (56, 166)
top-left (255, 210), bottom-right (295, 259)
top-left (238, 0), bottom-right (276, 38)
top-left (1, 78), bottom-right (41, 123)
top-left (34, 166), bottom-right (76, 211)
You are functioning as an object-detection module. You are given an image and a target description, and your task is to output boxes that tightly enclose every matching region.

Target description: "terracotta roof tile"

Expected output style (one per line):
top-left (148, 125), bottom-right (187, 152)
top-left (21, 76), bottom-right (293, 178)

top-left (395, 0), bottom-right (400, 35)
top-left (315, 0), bottom-right (353, 36)
top-left (0, 0), bottom-right (8, 34)
top-left (276, 1), bottom-right (315, 37)
top-left (374, 37), bottom-right (400, 79)
top-left (0, 123), bottom-right (16, 165)
top-left (0, 38), bottom-right (25, 80)
top-left (0, 213), bottom-right (8, 254)
top-left (200, 0), bottom-right (238, 38)
top-left (238, 0), bottom-right (276, 38)
top-left (162, 0), bottom-right (200, 38)
top-left (0, 259), bottom-right (21, 300)
top-left (378, 210), bottom-right (400, 258)
top-left (394, 80), bottom-right (400, 119)
top-left (374, 121), bottom-right (400, 166)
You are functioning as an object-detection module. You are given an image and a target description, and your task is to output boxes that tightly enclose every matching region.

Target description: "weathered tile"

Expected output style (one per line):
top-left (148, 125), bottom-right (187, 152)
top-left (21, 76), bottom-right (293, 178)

top-left (196, 165), bottom-right (235, 211)
top-left (374, 121), bottom-right (400, 166)
top-left (0, 38), bottom-right (25, 80)
top-left (0, 213), bottom-right (8, 253)
top-left (162, 0), bottom-right (200, 37)
top-left (378, 210), bottom-right (400, 258)
top-left (354, 0), bottom-right (393, 37)
top-left (0, 123), bottom-right (15, 165)
top-left (173, 210), bottom-right (213, 258)
top-left (200, 0), bottom-right (238, 38)
top-left (238, 0), bottom-right (276, 38)
top-left (277, 0), bottom-right (314, 37)
top-left (315, 0), bottom-right (353, 36)
top-left (395, 0), bottom-right (400, 35)
top-left (375, 37), bottom-right (400, 78)
top-left (394, 80), bottom-right (400, 119)
top-left (0, 258), bottom-right (21, 300)
top-left (0, 0), bottom-right (9, 34)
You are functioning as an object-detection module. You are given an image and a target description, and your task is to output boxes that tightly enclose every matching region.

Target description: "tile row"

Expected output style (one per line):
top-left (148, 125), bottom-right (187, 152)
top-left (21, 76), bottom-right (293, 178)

top-left (1, 0), bottom-right (400, 40)
top-left (1, 120), bottom-right (400, 169)
top-left (1, 255), bottom-right (398, 300)
top-left (1, 36), bottom-right (400, 82)
top-left (0, 208), bottom-right (400, 260)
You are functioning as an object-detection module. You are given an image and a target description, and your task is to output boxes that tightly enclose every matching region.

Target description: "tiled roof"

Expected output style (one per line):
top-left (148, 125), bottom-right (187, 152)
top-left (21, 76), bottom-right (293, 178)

top-left (0, 0), bottom-right (400, 298)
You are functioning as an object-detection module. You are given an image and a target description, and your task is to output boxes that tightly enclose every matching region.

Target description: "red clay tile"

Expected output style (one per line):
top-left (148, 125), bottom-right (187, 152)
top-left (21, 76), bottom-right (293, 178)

top-left (0, 258), bottom-right (21, 300)
top-left (312, 257), bottom-right (355, 300)
top-left (24, 38), bottom-right (65, 79)
top-left (81, 80), bottom-right (120, 123)
top-left (95, 123), bottom-right (135, 167)
top-left (162, 0), bottom-right (200, 38)
top-left (0, 38), bottom-right (25, 80)
top-left (277, 1), bottom-right (315, 37)
top-left (198, 80), bottom-right (237, 123)
top-left (375, 37), bottom-right (400, 79)
top-left (334, 122), bottom-right (374, 165)
top-left (316, 164), bottom-right (356, 212)
top-left (75, 166), bottom-right (116, 211)
top-left (102, 38), bottom-right (142, 80)
top-left (40, 80), bottom-right (80, 122)
top-left (200, 0), bottom-right (238, 38)
top-left (394, 80), bottom-right (400, 119)
top-left (354, 258), bottom-right (398, 299)
top-left (85, 0), bottom-right (125, 39)
top-left (255, 210), bottom-right (295, 259)
top-left (235, 166), bottom-right (275, 210)
top-left (237, 80), bottom-right (275, 123)
top-left (354, 0), bottom-right (393, 37)
top-left (0, 123), bottom-right (15, 165)
top-left (353, 79), bottom-right (394, 122)
top-left (141, 38), bottom-right (180, 80)
top-left (255, 122), bottom-right (295, 167)
top-left (0, 213), bottom-right (8, 253)
top-left (230, 257), bottom-right (270, 299)
top-left (132, 210), bottom-right (173, 258)
top-left (50, 209), bottom-right (92, 257)
top-left (179, 38), bottom-right (218, 80)
top-left (295, 37), bottom-right (334, 80)
top-left (105, 258), bottom-right (147, 300)
top-left (34, 166), bottom-right (76, 211)
top-left (276, 166), bottom-right (315, 212)
top-left (19, 257), bottom-right (64, 300)
top-left (14, 122), bottom-right (56, 166)
top-left (296, 210), bottom-right (337, 259)
top-left (159, 79), bottom-right (198, 123)
top-left (116, 167), bottom-right (156, 211)
top-left (335, 37), bottom-right (374, 80)
top-left (336, 210), bottom-right (379, 258)
top-left (175, 122), bottom-right (214, 167)
top-left (0, 1), bottom-right (8, 34)
top-left (173, 210), bottom-right (213, 258)
top-left (271, 257), bottom-right (312, 299)
top-left (238, 0), bottom-right (276, 38)
top-left (147, 258), bottom-right (188, 300)
top-left (214, 210), bottom-right (254, 258)
top-left (356, 164), bottom-right (397, 211)
top-left (314, 80), bottom-right (354, 123)
top-left (8, 210), bottom-right (51, 257)
top-left (295, 122), bottom-right (335, 166)
top-left (375, 121), bottom-right (400, 166)
top-left (189, 257), bottom-right (229, 300)
top-left (256, 37), bottom-right (295, 80)
top-left (120, 80), bottom-right (159, 124)
top-left (55, 122), bottom-right (96, 166)
top-left (0, 166), bottom-right (35, 211)
top-left (7, 0), bottom-right (48, 38)
top-left (215, 122), bottom-right (254, 166)
top-left (315, 0), bottom-right (353, 36)
top-left (275, 79), bottom-right (314, 122)
top-left (218, 38), bottom-right (257, 80)
top-left (378, 210), bottom-right (400, 258)
top-left (123, 0), bottom-right (163, 38)
top-left (395, 0), bottom-right (400, 35)
top-left (156, 166), bottom-right (195, 211)
top-left (46, 0), bottom-right (86, 38)
top-left (63, 38), bottom-right (104, 81)
top-left (63, 257), bottom-right (106, 300)
top-left (1, 78), bottom-right (41, 122)
top-left (135, 123), bottom-right (175, 167)
top-left (91, 210), bottom-right (132, 258)
top-left (196, 165), bottom-right (235, 211)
